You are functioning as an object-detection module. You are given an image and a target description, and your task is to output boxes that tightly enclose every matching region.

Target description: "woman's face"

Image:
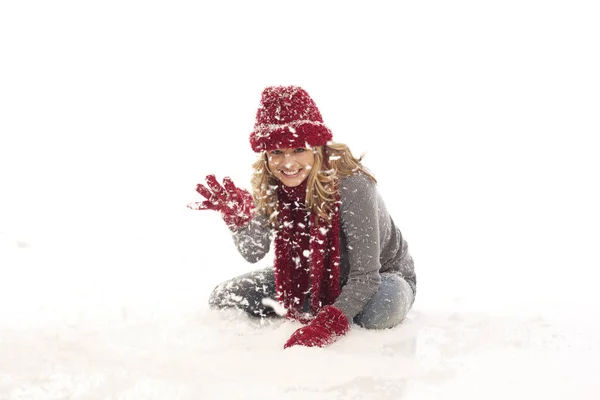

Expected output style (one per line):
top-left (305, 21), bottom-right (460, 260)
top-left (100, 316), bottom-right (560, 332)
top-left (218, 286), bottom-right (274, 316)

top-left (266, 147), bottom-right (315, 187)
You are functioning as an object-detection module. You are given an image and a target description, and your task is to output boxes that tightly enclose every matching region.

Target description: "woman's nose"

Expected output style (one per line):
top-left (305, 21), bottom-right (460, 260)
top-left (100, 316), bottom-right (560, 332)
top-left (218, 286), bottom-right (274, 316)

top-left (282, 153), bottom-right (297, 166)
top-left (283, 160), bottom-right (295, 169)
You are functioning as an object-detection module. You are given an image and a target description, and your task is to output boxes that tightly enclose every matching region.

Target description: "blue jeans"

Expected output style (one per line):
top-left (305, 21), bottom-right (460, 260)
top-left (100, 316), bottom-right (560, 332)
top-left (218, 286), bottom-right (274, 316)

top-left (209, 267), bottom-right (414, 329)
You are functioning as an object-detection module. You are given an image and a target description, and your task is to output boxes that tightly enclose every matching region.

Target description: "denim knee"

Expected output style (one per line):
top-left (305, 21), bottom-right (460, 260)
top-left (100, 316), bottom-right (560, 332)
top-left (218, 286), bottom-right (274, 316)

top-left (208, 268), bottom-right (277, 317)
top-left (353, 274), bottom-right (414, 329)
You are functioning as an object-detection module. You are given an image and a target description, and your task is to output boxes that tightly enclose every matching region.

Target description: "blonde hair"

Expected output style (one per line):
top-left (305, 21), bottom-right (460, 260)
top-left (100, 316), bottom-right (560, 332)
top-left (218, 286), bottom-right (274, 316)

top-left (251, 143), bottom-right (377, 225)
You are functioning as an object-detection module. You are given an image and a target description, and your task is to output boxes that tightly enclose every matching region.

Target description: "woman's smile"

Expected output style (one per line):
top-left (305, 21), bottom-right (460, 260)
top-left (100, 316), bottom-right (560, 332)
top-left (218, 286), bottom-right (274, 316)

top-left (281, 169), bottom-right (300, 177)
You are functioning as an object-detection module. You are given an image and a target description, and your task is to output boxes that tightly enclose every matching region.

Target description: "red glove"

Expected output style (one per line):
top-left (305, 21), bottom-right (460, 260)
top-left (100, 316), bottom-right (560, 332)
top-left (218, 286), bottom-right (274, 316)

top-left (284, 305), bottom-right (350, 349)
top-left (188, 175), bottom-right (255, 229)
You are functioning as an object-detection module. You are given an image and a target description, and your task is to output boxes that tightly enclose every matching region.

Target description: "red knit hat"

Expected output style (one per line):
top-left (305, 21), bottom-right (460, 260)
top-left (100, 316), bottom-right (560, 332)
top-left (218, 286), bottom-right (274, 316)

top-left (249, 86), bottom-right (333, 152)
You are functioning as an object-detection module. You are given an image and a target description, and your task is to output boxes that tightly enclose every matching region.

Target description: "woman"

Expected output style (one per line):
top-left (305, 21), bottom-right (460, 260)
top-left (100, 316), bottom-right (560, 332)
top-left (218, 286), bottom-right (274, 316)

top-left (189, 86), bottom-right (416, 349)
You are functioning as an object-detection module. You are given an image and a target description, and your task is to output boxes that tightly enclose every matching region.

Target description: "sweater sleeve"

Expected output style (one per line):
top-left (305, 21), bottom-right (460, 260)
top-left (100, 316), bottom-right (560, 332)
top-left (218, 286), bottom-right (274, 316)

top-left (333, 174), bottom-right (383, 321)
top-left (230, 213), bottom-right (273, 263)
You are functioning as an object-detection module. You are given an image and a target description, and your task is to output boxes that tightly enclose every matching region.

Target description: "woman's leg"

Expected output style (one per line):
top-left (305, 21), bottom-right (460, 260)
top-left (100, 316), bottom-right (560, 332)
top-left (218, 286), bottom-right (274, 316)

top-left (208, 267), bottom-right (277, 317)
top-left (353, 274), bottom-right (414, 329)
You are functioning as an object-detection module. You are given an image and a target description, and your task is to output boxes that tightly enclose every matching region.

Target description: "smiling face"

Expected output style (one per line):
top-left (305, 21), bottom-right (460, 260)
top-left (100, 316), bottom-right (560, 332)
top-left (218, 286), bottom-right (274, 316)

top-left (266, 147), bottom-right (315, 187)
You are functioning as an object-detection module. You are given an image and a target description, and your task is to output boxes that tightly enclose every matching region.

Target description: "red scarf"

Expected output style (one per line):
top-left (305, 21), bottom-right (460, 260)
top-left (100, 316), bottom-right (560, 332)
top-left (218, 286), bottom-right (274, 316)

top-left (273, 181), bottom-right (341, 321)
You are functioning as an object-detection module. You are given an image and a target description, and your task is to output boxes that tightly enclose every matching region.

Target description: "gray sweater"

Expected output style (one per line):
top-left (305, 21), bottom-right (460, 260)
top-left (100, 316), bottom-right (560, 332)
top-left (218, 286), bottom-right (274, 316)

top-left (231, 173), bottom-right (416, 320)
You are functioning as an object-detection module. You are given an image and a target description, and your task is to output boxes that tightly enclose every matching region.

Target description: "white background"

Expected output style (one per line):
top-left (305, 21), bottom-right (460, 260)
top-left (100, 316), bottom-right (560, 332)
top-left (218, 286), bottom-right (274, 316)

top-left (1, 1), bottom-right (599, 399)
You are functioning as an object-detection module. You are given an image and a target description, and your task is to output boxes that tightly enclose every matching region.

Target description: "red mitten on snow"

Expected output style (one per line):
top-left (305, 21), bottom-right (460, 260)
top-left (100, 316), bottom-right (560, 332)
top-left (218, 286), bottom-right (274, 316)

top-left (284, 305), bottom-right (350, 349)
top-left (188, 175), bottom-right (255, 230)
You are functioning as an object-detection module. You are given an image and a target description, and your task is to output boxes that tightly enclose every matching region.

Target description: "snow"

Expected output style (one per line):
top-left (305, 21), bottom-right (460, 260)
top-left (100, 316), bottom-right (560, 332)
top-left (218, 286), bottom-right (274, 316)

top-left (1, 0), bottom-right (600, 399)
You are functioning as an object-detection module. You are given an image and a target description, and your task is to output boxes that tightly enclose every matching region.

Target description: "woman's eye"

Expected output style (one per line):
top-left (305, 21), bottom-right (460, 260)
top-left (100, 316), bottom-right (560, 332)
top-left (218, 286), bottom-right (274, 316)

top-left (294, 148), bottom-right (306, 153)
top-left (270, 150), bottom-right (282, 155)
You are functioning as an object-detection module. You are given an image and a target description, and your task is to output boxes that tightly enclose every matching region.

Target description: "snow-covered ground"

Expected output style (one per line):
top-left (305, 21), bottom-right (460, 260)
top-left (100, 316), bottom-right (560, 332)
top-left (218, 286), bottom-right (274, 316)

top-left (1, 1), bottom-right (599, 399)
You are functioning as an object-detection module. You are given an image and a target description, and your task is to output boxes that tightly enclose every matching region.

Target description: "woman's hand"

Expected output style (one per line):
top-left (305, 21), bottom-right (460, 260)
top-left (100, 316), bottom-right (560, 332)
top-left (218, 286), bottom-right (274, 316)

top-left (284, 305), bottom-right (350, 349)
top-left (188, 175), bottom-right (255, 230)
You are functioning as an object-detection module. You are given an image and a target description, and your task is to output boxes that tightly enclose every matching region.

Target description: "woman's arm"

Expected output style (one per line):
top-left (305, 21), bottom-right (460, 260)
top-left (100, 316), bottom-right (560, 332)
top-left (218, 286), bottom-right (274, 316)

top-left (334, 173), bottom-right (384, 321)
top-left (231, 213), bottom-right (272, 263)
top-left (189, 175), bottom-right (273, 263)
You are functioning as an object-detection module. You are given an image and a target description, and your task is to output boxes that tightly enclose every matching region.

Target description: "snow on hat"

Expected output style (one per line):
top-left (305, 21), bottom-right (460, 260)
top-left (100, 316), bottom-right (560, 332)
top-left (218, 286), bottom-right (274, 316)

top-left (249, 86), bottom-right (333, 152)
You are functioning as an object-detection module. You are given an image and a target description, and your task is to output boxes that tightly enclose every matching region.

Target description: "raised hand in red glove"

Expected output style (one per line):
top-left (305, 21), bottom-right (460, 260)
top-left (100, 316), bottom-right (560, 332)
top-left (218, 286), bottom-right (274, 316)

top-left (188, 175), bottom-right (255, 230)
top-left (284, 305), bottom-right (350, 349)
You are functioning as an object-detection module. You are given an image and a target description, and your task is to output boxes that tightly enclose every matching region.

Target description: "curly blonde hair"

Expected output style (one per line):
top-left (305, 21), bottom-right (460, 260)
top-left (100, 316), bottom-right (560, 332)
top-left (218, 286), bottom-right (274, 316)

top-left (251, 143), bottom-right (376, 225)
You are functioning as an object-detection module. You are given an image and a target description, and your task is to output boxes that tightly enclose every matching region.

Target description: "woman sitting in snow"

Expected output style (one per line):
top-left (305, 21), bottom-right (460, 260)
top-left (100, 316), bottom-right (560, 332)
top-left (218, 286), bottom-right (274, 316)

top-left (189, 86), bottom-right (416, 349)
